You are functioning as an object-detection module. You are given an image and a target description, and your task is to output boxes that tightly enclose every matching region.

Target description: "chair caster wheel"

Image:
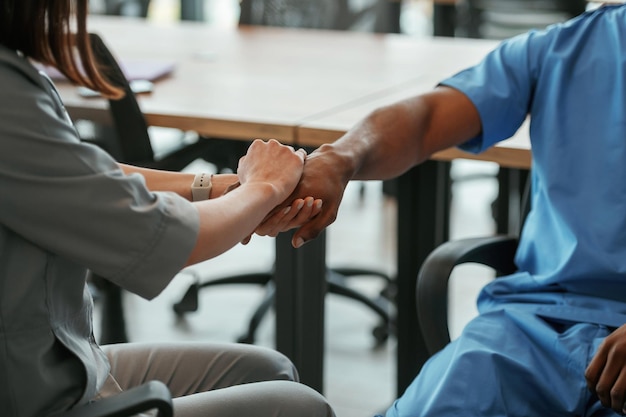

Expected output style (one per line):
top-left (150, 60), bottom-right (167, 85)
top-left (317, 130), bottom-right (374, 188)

top-left (172, 283), bottom-right (199, 316)
top-left (372, 324), bottom-right (389, 345)
top-left (237, 334), bottom-right (254, 344)
top-left (172, 305), bottom-right (186, 317)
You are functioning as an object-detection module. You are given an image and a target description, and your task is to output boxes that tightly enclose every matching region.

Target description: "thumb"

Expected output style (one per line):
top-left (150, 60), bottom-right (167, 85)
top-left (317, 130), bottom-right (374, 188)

top-left (292, 233), bottom-right (306, 249)
top-left (295, 148), bottom-right (307, 161)
top-left (291, 223), bottom-right (322, 248)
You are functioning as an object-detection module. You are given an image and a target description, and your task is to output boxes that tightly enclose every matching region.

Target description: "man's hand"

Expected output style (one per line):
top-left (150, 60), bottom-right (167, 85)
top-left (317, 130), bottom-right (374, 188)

top-left (254, 146), bottom-right (352, 248)
top-left (240, 196), bottom-right (322, 245)
top-left (586, 324), bottom-right (626, 414)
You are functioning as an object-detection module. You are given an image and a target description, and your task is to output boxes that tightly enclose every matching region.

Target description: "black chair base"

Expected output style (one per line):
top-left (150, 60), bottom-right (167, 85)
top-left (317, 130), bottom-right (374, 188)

top-left (172, 266), bottom-right (396, 347)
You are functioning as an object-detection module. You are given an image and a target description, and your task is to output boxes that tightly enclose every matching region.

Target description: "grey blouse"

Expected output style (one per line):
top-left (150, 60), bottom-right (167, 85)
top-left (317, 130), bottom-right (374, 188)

top-left (0, 45), bottom-right (199, 416)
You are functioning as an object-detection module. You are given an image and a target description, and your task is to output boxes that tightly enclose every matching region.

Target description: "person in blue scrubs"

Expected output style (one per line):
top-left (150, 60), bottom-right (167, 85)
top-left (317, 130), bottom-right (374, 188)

top-left (257, 2), bottom-right (626, 416)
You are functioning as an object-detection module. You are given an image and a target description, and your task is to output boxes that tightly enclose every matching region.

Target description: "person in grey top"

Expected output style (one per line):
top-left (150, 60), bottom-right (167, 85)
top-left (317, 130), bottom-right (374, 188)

top-left (0, 1), bottom-right (333, 417)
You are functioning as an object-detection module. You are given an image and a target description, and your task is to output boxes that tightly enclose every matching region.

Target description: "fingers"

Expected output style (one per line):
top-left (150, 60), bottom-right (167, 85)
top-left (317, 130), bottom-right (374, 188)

top-left (255, 201), bottom-right (300, 236)
top-left (256, 197), bottom-right (323, 237)
top-left (295, 147), bottom-right (308, 161)
top-left (586, 328), bottom-right (626, 414)
top-left (274, 197), bottom-right (322, 235)
top-left (291, 209), bottom-right (337, 248)
top-left (596, 357), bottom-right (626, 413)
top-left (613, 372), bottom-right (626, 415)
top-left (291, 221), bottom-right (321, 248)
top-left (586, 345), bottom-right (606, 395)
top-left (250, 139), bottom-right (305, 157)
top-left (310, 198), bottom-right (323, 216)
top-left (273, 198), bottom-right (314, 236)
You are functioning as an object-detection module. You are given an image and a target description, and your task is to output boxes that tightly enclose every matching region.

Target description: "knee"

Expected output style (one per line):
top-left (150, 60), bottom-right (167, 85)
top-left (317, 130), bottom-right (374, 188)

top-left (272, 381), bottom-right (336, 417)
top-left (236, 345), bottom-right (299, 382)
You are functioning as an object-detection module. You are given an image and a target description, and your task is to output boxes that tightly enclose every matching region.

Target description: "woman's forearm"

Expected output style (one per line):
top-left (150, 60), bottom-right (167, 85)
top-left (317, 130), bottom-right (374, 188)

top-left (184, 181), bottom-right (282, 266)
top-left (119, 164), bottom-right (238, 200)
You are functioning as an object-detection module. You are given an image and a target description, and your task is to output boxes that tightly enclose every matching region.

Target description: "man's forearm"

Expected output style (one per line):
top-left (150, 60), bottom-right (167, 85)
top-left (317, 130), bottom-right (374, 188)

top-left (325, 86), bottom-right (483, 182)
top-left (317, 96), bottom-right (428, 182)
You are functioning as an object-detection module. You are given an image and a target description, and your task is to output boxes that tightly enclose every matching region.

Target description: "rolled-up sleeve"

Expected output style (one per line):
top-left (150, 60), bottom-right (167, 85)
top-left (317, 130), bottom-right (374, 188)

top-left (439, 31), bottom-right (540, 153)
top-left (0, 53), bottom-right (199, 300)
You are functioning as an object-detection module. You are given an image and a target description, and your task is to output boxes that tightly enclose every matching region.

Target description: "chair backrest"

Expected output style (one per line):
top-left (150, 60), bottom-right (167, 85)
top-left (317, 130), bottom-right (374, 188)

top-left (101, 0), bottom-right (152, 18)
top-left (520, 171), bottom-right (531, 226)
top-left (416, 169), bottom-right (531, 359)
top-left (88, 32), bottom-right (157, 165)
top-left (460, 0), bottom-right (587, 39)
top-left (239, 0), bottom-right (400, 33)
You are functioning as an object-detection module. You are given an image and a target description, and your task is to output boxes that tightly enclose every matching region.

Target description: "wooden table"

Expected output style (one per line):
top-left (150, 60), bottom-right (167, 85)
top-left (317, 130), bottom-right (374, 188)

top-left (58, 15), bottom-right (530, 396)
top-left (64, 17), bottom-right (457, 143)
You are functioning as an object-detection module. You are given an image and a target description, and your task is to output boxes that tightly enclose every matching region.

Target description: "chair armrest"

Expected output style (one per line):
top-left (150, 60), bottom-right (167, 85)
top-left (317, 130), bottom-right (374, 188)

top-left (416, 235), bottom-right (519, 356)
top-left (61, 380), bottom-right (173, 417)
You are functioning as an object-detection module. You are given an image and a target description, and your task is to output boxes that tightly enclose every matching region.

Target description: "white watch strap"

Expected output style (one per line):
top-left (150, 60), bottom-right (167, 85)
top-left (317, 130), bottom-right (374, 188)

top-left (191, 173), bottom-right (212, 201)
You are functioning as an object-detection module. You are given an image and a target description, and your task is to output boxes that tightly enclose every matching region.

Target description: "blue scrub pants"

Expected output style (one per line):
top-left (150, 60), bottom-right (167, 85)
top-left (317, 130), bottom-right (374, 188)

top-left (383, 309), bottom-right (619, 417)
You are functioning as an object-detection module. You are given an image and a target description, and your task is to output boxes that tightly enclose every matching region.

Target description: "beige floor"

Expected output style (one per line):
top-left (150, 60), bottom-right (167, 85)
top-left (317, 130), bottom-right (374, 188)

top-left (92, 2), bottom-right (501, 416)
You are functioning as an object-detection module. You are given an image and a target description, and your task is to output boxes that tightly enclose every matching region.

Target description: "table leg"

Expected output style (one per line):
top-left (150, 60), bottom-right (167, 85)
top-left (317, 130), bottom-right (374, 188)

top-left (433, 3), bottom-right (457, 37)
top-left (376, 0), bottom-right (402, 34)
top-left (274, 230), bottom-right (327, 393)
top-left (92, 276), bottom-right (129, 345)
top-left (495, 168), bottom-right (529, 236)
top-left (395, 160), bottom-right (450, 396)
top-left (180, 0), bottom-right (204, 21)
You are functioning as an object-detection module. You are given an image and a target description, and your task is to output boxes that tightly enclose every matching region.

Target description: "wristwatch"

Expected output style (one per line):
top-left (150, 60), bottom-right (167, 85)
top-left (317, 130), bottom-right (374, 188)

top-left (191, 173), bottom-right (212, 201)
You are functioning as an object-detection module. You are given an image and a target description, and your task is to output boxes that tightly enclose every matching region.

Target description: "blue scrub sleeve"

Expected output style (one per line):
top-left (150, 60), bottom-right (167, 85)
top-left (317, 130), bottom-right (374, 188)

top-left (439, 32), bottom-right (539, 154)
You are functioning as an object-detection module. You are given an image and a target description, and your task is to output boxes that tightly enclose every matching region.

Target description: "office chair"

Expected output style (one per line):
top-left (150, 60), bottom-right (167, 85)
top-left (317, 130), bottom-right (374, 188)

top-left (86, 2), bottom-right (246, 175)
top-left (458, 0), bottom-right (588, 39)
top-left (239, 0), bottom-right (401, 33)
top-left (172, 0), bottom-right (399, 346)
top-left (98, 0), bottom-right (205, 21)
top-left (101, 0), bottom-right (151, 17)
top-left (82, 32), bottom-right (246, 172)
top-left (415, 173), bottom-right (530, 364)
top-left (60, 380), bottom-right (173, 417)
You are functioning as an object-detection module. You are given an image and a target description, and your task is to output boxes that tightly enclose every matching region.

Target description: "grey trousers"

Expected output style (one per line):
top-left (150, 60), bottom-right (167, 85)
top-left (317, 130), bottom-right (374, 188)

top-left (101, 342), bottom-right (336, 417)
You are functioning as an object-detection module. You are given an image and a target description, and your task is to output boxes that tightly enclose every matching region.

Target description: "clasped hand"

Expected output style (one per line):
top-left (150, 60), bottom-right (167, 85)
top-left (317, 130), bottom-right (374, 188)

top-left (236, 139), bottom-right (322, 245)
top-left (252, 146), bottom-right (350, 248)
top-left (586, 324), bottom-right (626, 415)
top-left (238, 140), bottom-right (349, 248)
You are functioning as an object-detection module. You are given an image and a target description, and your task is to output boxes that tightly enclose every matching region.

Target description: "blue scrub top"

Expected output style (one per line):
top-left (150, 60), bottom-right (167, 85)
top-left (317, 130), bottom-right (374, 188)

top-left (441, 4), bottom-right (626, 328)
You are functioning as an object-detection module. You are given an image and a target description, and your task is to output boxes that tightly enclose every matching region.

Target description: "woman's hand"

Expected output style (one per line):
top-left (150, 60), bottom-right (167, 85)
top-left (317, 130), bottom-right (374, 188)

top-left (237, 139), bottom-right (307, 206)
top-left (240, 196), bottom-right (323, 245)
top-left (586, 324), bottom-right (626, 414)
top-left (256, 196), bottom-right (323, 236)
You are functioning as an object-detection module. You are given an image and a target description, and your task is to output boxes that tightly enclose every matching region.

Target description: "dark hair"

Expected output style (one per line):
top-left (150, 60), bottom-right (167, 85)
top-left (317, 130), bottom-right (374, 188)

top-left (0, 0), bottom-right (123, 98)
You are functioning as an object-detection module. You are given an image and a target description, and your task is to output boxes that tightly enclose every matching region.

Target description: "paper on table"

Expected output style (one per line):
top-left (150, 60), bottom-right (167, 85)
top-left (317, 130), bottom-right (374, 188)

top-left (38, 59), bottom-right (175, 82)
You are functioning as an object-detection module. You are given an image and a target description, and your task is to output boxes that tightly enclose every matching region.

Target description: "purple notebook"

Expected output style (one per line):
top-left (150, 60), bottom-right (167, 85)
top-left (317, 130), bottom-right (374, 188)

top-left (39, 59), bottom-right (175, 82)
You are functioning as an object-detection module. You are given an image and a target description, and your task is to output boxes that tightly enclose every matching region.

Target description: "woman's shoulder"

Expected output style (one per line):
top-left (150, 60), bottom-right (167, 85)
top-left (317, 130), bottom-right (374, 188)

top-left (0, 44), bottom-right (48, 91)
